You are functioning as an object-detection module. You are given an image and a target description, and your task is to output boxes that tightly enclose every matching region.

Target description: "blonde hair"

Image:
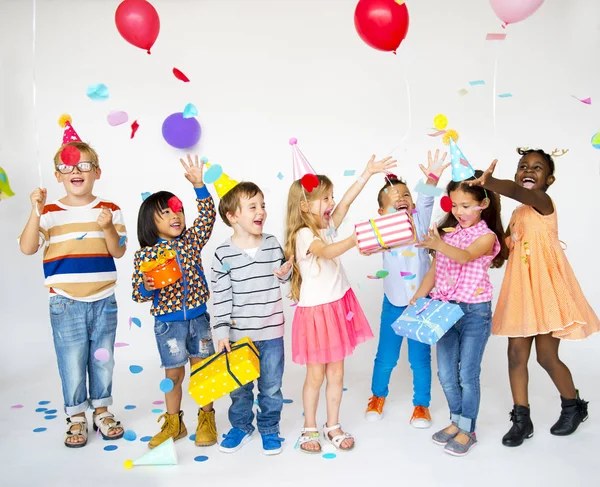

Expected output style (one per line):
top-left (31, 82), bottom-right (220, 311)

top-left (53, 142), bottom-right (100, 168)
top-left (284, 175), bottom-right (334, 302)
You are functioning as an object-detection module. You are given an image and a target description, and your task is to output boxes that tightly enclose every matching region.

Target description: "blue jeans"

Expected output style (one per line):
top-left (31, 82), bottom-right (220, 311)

top-left (371, 296), bottom-right (432, 406)
top-left (436, 301), bottom-right (492, 433)
top-left (154, 312), bottom-right (214, 368)
top-left (49, 294), bottom-right (118, 416)
top-left (229, 337), bottom-right (284, 435)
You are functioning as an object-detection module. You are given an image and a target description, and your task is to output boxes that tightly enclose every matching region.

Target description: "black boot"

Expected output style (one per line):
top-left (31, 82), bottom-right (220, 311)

top-left (550, 391), bottom-right (589, 436)
top-left (502, 405), bottom-right (534, 447)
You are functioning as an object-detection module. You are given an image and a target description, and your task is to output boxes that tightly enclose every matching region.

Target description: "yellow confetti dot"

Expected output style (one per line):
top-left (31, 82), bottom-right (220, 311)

top-left (474, 287), bottom-right (484, 296)
top-left (124, 460), bottom-right (134, 470)
top-left (401, 250), bottom-right (416, 257)
top-left (442, 227), bottom-right (456, 233)
top-left (433, 114), bottom-right (448, 130)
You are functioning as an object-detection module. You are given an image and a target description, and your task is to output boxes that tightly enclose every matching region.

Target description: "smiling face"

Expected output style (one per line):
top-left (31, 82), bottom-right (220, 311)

top-left (227, 193), bottom-right (267, 236)
top-left (54, 150), bottom-right (101, 202)
top-left (154, 205), bottom-right (185, 241)
top-left (515, 153), bottom-right (555, 191)
top-left (307, 187), bottom-right (336, 229)
top-left (450, 188), bottom-right (488, 229)
top-left (378, 182), bottom-right (414, 216)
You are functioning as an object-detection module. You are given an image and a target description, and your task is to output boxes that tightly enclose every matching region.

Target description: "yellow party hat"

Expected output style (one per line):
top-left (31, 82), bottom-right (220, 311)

top-left (203, 158), bottom-right (239, 199)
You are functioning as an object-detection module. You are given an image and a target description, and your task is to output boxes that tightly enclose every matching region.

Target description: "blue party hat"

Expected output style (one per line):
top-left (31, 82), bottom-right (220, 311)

top-left (449, 139), bottom-right (475, 182)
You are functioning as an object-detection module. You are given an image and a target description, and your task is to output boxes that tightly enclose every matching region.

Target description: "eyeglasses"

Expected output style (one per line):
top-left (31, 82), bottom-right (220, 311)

top-left (55, 162), bottom-right (98, 174)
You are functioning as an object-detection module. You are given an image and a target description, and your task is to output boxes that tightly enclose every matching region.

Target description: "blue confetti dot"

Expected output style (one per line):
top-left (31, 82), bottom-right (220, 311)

top-left (124, 405), bottom-right (137, 410)
top-left (140, 436), bottom-right (152, 442)
top-left (44, 409), bottom-right (57, 415)
top-left (130, 317), bottom-right (142, 328)
top-left (103, 445), bottom-right (118, 451)
top-left (343, 388), bottom-right (348, 391)
top-left (44, 415), bottom-right (57, 420)
top-left (159, 378), bottom-right (174, 393)
top-left (141, 192), bottom-right (151, 201)
top-left (253, 399), bottom-right (258, 406)
top-left (194, 455), bottom-right (209, 462)
top-left (277, 172), bottom-right (284, 181)
top-left (151, 408), bottom-right (163, 414)
top-left (38, 401), bottom-right (51, 405)
top-left (129, 365), bottom-right (143, 374)
top-left (283, 399), bottom-right (293, 404)
top-left (323, 453), bottom-right (336, 459)
top-left (222, 263), bottom-right (231, 272)
top-left (204, 165), bottom-right (223, 184)
top-left (123, 430), bottom-right (137, 441)
top-left (33, 427), bottom-right (47, 433)
top-left (189, 434), bottom-right (196, 441)
top-left (119, 235), bottom-right (127, 247)
top-left (35, 407), bottom-right (47, 413)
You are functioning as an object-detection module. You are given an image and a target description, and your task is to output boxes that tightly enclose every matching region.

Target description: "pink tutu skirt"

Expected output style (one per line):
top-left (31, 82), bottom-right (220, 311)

top-left (292, 288), bottom-right (373, 365)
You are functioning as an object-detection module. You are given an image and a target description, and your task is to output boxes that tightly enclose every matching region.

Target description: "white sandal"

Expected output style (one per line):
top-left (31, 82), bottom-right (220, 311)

top-left (323, 423), bottom-right (355, 452)
top-left (296, 427), bottom-right (322, 454)
top-left (64, 415), bottom-right (88, 448)
top-left (93, 411), bottom-right (124, 440)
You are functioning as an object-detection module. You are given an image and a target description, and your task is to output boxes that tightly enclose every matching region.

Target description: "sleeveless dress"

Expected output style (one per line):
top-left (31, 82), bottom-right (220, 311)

top-left (492, 201), bottom-right (600, 340)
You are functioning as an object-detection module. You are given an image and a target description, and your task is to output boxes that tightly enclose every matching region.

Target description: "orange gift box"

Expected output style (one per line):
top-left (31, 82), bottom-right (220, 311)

top-left (139, 249), bottom-right (182, 289)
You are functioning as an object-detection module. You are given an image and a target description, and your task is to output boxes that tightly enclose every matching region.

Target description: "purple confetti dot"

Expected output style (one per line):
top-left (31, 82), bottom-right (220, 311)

top-left (104, 445), bottom-right (118, 451)
top-left (152, 400), bottom-right (164, 405)
top-left (33, 427), bottom-right (47, 433)
top-left (194, 456), bottom-right (209, 462)
top-left (114, 342), bottom-right (129, 348)
top-left (10, 404), bottom-right (24, 409)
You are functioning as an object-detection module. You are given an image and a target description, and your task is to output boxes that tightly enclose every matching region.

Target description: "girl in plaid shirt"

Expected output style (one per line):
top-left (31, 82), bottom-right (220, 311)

top-left (412, 170), bottom-right (508, 456)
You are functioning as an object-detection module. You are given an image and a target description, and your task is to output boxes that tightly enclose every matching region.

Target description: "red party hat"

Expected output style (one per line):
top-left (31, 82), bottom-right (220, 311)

top-left (58, 114), bottom-right (81, 144)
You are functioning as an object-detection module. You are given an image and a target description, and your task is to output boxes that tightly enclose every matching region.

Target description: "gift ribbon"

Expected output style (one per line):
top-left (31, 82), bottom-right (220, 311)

top-left (190, 341), bottom-right (261, 388)
top-left (140, 248), bottom-right (177, 273)
top-left (368, 219), bottom-right (388, 249)
top-left (411, 299), bottom-right (455, 341)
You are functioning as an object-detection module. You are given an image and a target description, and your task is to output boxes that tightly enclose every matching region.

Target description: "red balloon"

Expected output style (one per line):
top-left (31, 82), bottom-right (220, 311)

top-left (115, 0), bottom-right (160, 54)
top-left (354, 0), bottom-right (410, 53)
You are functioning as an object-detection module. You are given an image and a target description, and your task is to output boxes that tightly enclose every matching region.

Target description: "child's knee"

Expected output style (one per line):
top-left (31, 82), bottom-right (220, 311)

top-left (325, 363), bottom-right (344, 384)
top-left (305, 367), bottom-right (325, 388)
top-left (536, 352), bottom-right (559, 372)
top-left (165, 367), bottom-right (185, 386)
top-left (507, 344), bottom-right (529, 370)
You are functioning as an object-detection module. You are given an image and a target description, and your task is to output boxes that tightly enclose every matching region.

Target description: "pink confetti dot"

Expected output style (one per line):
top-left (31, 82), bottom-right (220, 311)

top-left (114, 342), bottom-right (129, 348)
top-left (94, 348), bottom-right (110, 361)
top-left (10, 404), bottom-right (23, 409)
top-left (346, 312), bottom-right (354, 321)
top-left (152, 400), bottom-right (164, 405)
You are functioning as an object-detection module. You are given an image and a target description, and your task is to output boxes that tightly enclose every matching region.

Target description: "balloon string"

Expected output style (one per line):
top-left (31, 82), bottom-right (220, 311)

top-left (32, 0), bottom-right (42, 217)
top-left (386, 73), bottom-right (412, 156)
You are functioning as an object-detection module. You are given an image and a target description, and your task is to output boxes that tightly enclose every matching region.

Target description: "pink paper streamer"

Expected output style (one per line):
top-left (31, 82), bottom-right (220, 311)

top-left (486, 33), bottom-right (506, 40)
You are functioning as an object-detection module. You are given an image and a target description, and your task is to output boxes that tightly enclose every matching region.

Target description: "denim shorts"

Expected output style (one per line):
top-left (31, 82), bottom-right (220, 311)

top-left (154, 312), bottom-right (214, 368)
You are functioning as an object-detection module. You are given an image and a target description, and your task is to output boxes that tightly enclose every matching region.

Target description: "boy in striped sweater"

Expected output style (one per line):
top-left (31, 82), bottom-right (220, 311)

top-left (211, 181), bottom-right (293, 456)
top-left (20, 136), bottom-right (126, 448)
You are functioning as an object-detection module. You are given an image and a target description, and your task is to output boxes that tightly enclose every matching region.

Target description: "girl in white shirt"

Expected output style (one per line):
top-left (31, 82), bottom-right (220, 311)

top-left (284, 155), bottom-right (396, 454)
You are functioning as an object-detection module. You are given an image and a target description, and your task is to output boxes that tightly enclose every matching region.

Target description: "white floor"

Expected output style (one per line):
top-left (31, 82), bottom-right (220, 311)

top-left (2, 329), bottom-right (598, 487)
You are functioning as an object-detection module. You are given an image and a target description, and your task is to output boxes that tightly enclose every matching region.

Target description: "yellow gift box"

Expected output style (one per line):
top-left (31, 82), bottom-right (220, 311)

top-left (188, 337), bottom-right (260, 407)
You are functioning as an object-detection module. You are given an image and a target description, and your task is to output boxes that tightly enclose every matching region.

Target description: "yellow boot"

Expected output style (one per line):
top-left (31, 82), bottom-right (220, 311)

top-left (195, 409), bottom-right (217, 447)
top-left (149, 411), bottom-right (188, 449)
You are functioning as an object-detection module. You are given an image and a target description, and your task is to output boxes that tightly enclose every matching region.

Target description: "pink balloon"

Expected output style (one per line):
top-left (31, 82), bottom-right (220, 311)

top-left (489, 0), bottom-right (545, 25)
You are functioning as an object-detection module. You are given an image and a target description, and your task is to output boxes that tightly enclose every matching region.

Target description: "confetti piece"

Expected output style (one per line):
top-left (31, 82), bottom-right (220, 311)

top-left (400, 271), bottom-right (412, 277)
top-left (326, 226), bottom-right (336, 236)
top-left (130, 120), bottom-right (139, 139)
top-left (376, 270), bottom-right (389, 279)
top-left (129, 365), bottom-right (143, 374)
top-left (86, 83), bottom-right (109, 101)
top-left (571, 96), bottom-right (591, 105)
top-left (104, 445), bottom-right (118, 451)
top-left (140, 436), bottom-right (152, 442)
top-left (414, 180), bottom-right (444, 197)
top-left (486, 33), bottom-right (506, 40)
top-left (474, 287), bottom-right (484, 296)
top-left (433, 114), bottom-right (448, 130)
top-left (283, 399), bottom-right (294, 404)
top-left (94, 348), bottom-right (110, 361)
top-left (35, 408), bottom-right (47, 412)
top-left (402, 274), bottom-right (416, 280)
top-left (44, 415), bottom-right (57, 420)
top-left (428, 129), bottom-right (447, 137)
top-left (119, 235), bottom-right (127, 247)
top-left (204, 165), bottom-right (223, 184)
top-left (124, 460), bottom-right (134, 470)
top-left (592, 132), bottom-right (600, 149)
top-left (152, 400), bottom-right (164, 405)
top-left (343, 169), bottom-right (356, 177)
top-left (189, 434), bottom-right (196, 441)
top-left (114, 342), bottom-right (129, 348)
top-left (60, 145), bottom-right (80, 166)
top-left (411, 284), bottom-right (416, 291)
top-left (10, 404), bottom-right (23, 409)
top-left (151, 408), bottom-right (163, 414)
top-left (323, 453), bottom-right (337, 459)
top-left (469, 80), bottom-right (485, 86)
top-left (123, 430), bottom-right (137, 441)
top-left (141, 192), bottom-right (151, 201)
top-left (194, 456), bottom-right (209, 462)
top-left (387, 207), bottom-right (397, 214)
top-left (343, 388), bottom-right (348, 391)
top-left (160, 378), bottom-right (174, 393)
top-left (290, 302), bottom-right (298, 307)
top-left (107, 110), bottom-right (129, 126)
top-left (401, 250), bottom-right (416, 257)
top-left (76, 233), bottom-right (87, 240)
top-left (33, 427), bottom-right (47, 433)
top-left (183, 103), bottom-right (198, 119)
top-left (458, 89), bottom-right (469, 97)
top-left (45, 409), bottom-right (57, 415)
top-left (173, 67), bottom-right (190, 82)
top-left (442, 227), bottom-right (456, 233)
top-left (124, 405), bottom-right (137, 410)
top-left (446, 275), bottom-right (456, 287)
top-left (498, 93), bottom-right (512, 98)
top-left (277, 172), bottom-right (284, 180)
top-left (130, 317), bottom-right (142, 328)
top-left (412, 209), bottom-right (418, 214)
top-left (346, 311), bottom-right (354, 321)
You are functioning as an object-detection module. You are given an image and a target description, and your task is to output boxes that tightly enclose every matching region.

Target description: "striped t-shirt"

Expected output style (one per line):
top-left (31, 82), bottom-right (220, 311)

top-left (211, 234), bottom-right (291, 342)
top-left (39, 198), bottom-right (127, 302)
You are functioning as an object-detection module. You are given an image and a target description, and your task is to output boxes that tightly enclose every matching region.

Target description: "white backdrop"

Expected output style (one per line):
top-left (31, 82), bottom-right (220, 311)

top-left (1, 1), bottom-right (599, 485)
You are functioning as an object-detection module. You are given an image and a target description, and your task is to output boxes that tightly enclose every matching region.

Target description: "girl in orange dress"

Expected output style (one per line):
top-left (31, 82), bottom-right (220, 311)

top-left (471, 148), bottom-right (599, 448)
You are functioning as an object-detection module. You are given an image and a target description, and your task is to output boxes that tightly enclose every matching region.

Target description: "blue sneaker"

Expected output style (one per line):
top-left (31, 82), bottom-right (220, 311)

top-left (219, 427), bottom-right (252, 453)
top-left (261, 433), bottom-right (283, 455)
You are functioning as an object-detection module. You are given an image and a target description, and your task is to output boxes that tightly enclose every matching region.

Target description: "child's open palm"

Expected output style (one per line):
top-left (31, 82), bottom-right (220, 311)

top-left (180, 154), bottom-right (205, 187)
top-left (419, 149), bottom-right (450, 182)
top-left (469, 159), bottom-right (498, 187)
top-left (273, 255), bottom-right (294, 279)
top-left (366, 155), bottom-right (397, 175)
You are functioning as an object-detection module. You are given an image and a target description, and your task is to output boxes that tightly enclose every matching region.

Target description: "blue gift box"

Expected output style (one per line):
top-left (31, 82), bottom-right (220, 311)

top-left (391, 298), bottom-right (464, 345)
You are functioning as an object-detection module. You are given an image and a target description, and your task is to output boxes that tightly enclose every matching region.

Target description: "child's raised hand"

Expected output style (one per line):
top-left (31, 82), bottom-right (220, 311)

top-left (180, 154), bottom-right (205, 187)
top-left (468, 159), bottom-right (498, 187)
top-left (30, 188), bottom-right (47, 215)
top-left (273, 255), bottom-right (294, 278)
top-left (97, 206), bottom-right (114, 230)
top-left (142, 273), bottom-right (156, 291)
top-left (419, 149), bottom-right (450, 183)
top-left (366, 155), bottom-right (397, 176)
top-left (218, 338), bottom-right (231, 353)
top-left (415, 224), bottom-right (443, 251)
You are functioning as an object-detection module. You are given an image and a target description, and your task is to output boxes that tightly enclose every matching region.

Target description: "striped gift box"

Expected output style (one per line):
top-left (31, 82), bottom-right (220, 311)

top-left (354, 210), bottom-right (416, 253)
